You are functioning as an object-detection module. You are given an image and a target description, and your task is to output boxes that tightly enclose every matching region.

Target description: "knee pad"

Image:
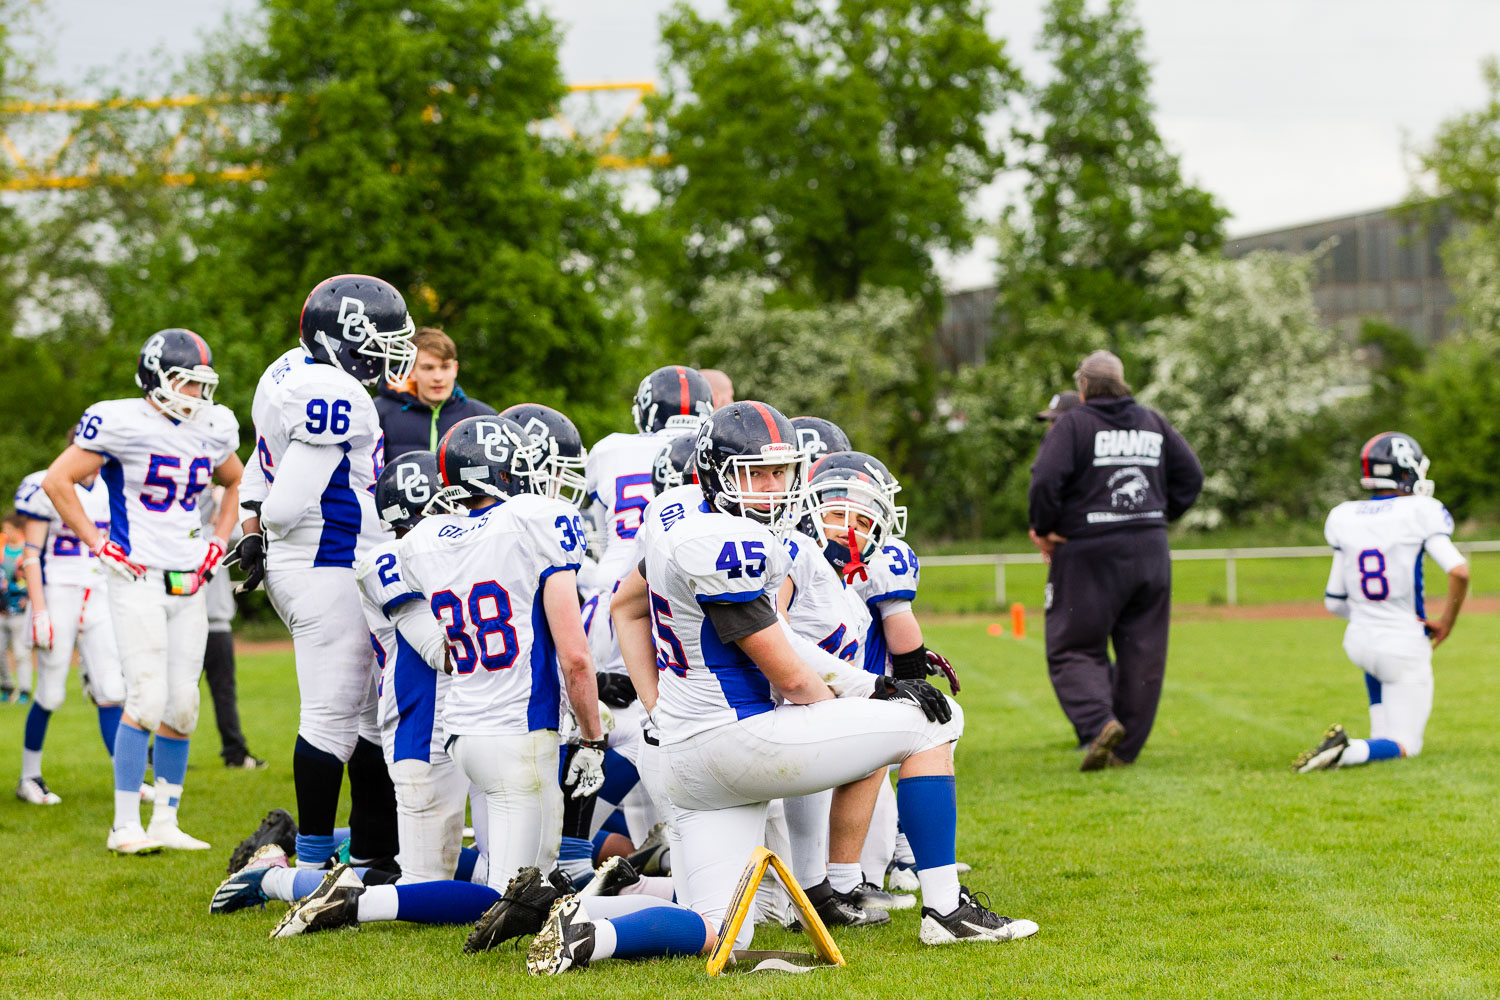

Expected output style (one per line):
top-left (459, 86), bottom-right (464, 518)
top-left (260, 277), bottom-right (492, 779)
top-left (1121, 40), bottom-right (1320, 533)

top-left (35, 661), bottom-right (70, 713)
top-left (162, 685), bottom-right (200, 735)
top-left (126, 678), bottom-right (168, 733)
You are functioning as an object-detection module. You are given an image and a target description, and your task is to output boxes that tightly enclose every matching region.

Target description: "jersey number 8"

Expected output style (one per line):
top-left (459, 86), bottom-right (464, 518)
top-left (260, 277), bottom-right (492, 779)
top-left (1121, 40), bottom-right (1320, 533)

top-left (1357, 548), bottom-right (1389, 601)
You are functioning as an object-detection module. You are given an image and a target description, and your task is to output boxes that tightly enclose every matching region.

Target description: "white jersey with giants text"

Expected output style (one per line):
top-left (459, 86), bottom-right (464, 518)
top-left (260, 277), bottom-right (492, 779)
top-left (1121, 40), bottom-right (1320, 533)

top-left (14, 470), bottom-right (110, 588)
top-left (638, 485), bottom-right (793, 744)
top-left (72, 398), bottom-right (239, 571)
top-left (243, 347), bottom-right (386, 570)
top-left (399, 493), bottom-right (585, 737)
top-left (1325, 494), bottom-right (1465, 642)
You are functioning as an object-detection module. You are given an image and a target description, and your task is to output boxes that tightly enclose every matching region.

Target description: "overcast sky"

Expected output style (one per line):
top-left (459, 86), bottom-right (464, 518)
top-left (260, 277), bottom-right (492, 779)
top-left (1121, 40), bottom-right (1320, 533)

top-left (31, 0), bottom-right (1500, 288)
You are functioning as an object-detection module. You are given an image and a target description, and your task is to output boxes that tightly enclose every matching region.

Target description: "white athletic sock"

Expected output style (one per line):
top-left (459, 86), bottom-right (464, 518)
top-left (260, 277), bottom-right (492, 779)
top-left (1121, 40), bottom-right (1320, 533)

top-left (828, 862), bottom-right (862, 894)
top-left (591, 919), bottom-right (617, 962)
top-left (21, 748), bottom-right (42, 781)
top-left (585, 895), bottom-right (666, 919)
top-left (260, 866), bottom-right (299, 902)
top-left (470, 855), bottom-right (488, 885)
top-left (112, 789), bottom-right (141, 830)
top-left (1341, 739), bottom-right (1371, 766)
top-left (893, 831), bottom-right (915, 865)
top-left (149, 782), bottom-right (183, 829)
top-left (355, 885), bottom-right (399, 923)
top-left (917, 863), bottom-right (960, 916)
top-left (619, 874), bottom-right (675, 900)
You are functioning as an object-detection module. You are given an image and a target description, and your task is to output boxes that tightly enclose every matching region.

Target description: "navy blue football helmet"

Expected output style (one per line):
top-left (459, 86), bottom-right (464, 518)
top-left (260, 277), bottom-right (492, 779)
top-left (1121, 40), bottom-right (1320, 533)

top-left (790, 416), bottom-right (851, 463)
top-left (500, 403), bottom-right (587, 506)
top-left (632, 365), bottom-right (714, 434)
top-left (135, 328), bottom-right (218, 422)
top-left (433, 415), bottom-right (544, 508)
top-left (1360, 431), bottom-right (1433, 496)
top-left (299, 274), bottom-right (416, 388)
top-left (807, 451), bottom-right (907, 573)
top-left (652, 433), bottom-right (698, 493)
top-left (694, 401), bottom-right (808, 531)
top-left (374, 450), bottom-right (441, 533)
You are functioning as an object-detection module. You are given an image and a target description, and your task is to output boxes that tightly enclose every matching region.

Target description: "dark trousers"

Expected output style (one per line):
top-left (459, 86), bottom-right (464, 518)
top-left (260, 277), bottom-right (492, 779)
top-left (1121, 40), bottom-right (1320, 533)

top-left (1044, 531), bottom-right (1171, 763)
top-left (203, 630), bottom-right (249, 764)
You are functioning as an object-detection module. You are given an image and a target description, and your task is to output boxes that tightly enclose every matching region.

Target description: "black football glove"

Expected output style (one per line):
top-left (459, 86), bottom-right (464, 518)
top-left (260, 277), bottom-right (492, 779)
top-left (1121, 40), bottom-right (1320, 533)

top-left (223, 533), bottom-right (266, 594)
top-left (871, 675), bottom-right (952, 724)
top-left (925, 648), bottom-right (960, 695)
top-left (596, 671), bottom-right (638, 709)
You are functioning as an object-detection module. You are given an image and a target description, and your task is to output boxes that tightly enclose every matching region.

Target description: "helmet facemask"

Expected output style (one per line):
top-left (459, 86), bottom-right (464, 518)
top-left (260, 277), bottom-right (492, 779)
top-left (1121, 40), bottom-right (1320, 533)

top-left (150, 365), bottom-right (219, 422)
top-left (541, 450), bottom-right (589, 507)
top-left (709, 443), bottom-right (810, 536)
top-left (356, 312), bottom-right (417, 389)
top-left (811, 475), bottom-right (904, 563)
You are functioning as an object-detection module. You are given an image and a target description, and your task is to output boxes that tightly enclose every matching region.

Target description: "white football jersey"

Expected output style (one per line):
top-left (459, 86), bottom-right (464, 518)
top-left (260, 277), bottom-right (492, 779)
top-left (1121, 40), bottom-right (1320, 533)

top-left (400, 493), bottom-right (586, 737)
top-left (782, 530), bottom-right (871, 669)
top-left (853, 538), bottom-right (921, 675)
top-left (246, 347), bottom-right (387, 570)
top-left (638, 485), bottom-right (793, 744)
top-left (584, 428), bottom-right (694, 670)
top-left (14, 470), bottom-right (112, 588)
top-left (1325, 494), bottom-right (1462, 640)
top-left (356, 539), bottom-right (450, 764)
top-left (73, 398), bottom-right (239, 570)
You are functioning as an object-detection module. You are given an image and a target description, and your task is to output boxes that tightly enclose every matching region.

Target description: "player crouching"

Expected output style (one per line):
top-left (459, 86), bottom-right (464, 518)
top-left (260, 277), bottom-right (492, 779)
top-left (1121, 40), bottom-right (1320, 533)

top-left (526, 402), bottom-right (1036, 975)
top-left (1295, 432), bottom-right (1468, 772)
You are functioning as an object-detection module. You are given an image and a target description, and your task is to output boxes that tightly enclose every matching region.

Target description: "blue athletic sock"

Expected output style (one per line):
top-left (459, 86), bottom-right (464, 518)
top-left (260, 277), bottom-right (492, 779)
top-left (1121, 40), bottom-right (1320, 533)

top-left (606, 907), bottom-right (706, 959)
top-left (23, 703), bottom-right (50, 752)
top-left (600, 808), bottom-right (631, 838)
top-left (561, 836), bottom-right (593, 863)
top-left (113, 722), bottom-right (150, 793)
top-left (153, 734), bottom-right (191, 806)
top-left (394, 881), bottom-right (501, 924)
top-left (290, 869), bottom-right (329, 899)
top-left (599, 749), bottom-right (640, 805)
top-left (295, 834), bottom-right (338, 867)
top-left (895, 775), bottom-right (957, 871)
top-left (454, 846), bottom-right (480, 883)
top-left (97, 704), bottom-right (123, 755)
top-left (1366, 738), bottom-right (1402, 761)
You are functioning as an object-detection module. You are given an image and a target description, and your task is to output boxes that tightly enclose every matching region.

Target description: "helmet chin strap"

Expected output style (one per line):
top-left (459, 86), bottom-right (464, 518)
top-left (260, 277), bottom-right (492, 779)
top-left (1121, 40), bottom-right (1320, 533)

top-left (841, 525), bottom-right (869, 584)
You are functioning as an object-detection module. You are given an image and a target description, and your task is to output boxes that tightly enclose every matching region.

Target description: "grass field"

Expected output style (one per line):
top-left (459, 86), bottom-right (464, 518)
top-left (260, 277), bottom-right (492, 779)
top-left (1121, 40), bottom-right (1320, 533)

top-left (3, 612), bottom-right (1498, 999)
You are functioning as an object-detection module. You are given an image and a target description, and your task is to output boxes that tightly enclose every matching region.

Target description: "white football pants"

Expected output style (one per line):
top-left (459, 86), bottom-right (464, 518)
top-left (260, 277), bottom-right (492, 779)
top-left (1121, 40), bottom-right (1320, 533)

top-left (450, 730), bottom-right (562, 893)
top-left (1343, 628), bottom-right (1434, 755)
top-left (35, 583), bottom-right (123, 712)
top-left (106, 572), bottom-right (207, 733)
top-left (664, 696), bottom-right (962, 948)
top-left (267, 567), bottom-right (378, 761)
top-left (2, 611), bottom-right (33, 694)
top-left (389, 754), bottom-right (470, 884)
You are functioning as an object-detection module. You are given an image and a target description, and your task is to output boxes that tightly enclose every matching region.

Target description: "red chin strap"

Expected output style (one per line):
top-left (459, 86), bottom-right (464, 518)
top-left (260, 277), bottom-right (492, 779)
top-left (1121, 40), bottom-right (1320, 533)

top-left (842, 525), bottom-right (869, 584)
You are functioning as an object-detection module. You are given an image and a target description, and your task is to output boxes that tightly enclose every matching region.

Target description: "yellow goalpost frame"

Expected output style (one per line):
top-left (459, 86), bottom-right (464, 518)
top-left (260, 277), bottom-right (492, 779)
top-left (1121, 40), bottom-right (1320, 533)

top-left (705, 846), bottom-right (846, 977)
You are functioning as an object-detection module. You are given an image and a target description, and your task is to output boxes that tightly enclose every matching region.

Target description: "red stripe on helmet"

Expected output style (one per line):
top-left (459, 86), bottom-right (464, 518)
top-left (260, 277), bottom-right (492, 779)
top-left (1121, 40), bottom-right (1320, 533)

top-left (438, 434), bottom-right (451, 486)
top-left (1359, 432), bottom-right (1386, 480)
top-left (675, 366), bottom-right (690, 415)
top-left (188, 330), bottom-right (210, 367)
top-left (748, 402), bottom-right (782, 444)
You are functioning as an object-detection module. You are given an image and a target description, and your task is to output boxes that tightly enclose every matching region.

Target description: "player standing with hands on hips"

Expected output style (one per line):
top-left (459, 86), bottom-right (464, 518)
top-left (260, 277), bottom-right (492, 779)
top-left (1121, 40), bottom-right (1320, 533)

top-left (1295, 432), bottom-right (1468, 772)
top-left (44, 329), bottom-right (242, 854)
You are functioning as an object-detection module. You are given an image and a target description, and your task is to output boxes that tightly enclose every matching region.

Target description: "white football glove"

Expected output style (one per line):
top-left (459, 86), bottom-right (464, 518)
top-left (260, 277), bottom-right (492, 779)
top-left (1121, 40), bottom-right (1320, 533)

top-left (563, 739), bottom-right (607, 799)
top-left (31, 609), bottom-right (53, 650)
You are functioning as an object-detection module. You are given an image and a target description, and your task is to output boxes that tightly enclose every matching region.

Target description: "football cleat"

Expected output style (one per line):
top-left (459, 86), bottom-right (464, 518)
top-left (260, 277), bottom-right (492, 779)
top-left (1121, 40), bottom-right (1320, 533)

top-left (626, 821), bottom-right (671, 876)
top-left (526, 896), bottom-right (596, 976)
top-left (847, 879), bottom-right (915, 911)
top-left (211, 845), bottom-right (288, 914)
top-left (887, 860), bottom-right (919, 892)
top-left (225, 755), bottom-right (268, 770)
top-left (16, 776), bottom-right (61, 805)
top-left (577, 856), bottom-right (641, 899)
top-left (464, 867), bottom-right (571, 954)
top-left (1081, 719), bottom-right (1127, 772)
top-left (1294, 723), bottom-right (1349, 773)
top-left (107, 824), bottom-right (163, 855)
top-left (919, 888), bottom-right (1039, 945)
top-left (270, 864), bottom-right (363, 939)
top-left (139, 782), bottom-right (155, 803)
top-left (789, 883), bottom-right (890, 931)
top-left (228, 807), bottom-right (298, 873)
top-left (147, 821), bottom-right (211, 851)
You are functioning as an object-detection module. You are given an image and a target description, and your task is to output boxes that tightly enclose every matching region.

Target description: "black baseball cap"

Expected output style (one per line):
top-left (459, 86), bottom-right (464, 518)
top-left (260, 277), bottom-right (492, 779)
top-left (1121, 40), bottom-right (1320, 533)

top-left (1037, 390), bottom-right (1082, 422)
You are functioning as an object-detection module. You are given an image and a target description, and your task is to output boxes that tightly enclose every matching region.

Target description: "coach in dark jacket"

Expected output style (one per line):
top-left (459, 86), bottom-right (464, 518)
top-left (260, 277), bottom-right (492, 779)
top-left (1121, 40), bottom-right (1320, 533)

top-left (375, 328), bottom-right (497, 458)
top-left (1028, 350), bottom-right (1203, 771)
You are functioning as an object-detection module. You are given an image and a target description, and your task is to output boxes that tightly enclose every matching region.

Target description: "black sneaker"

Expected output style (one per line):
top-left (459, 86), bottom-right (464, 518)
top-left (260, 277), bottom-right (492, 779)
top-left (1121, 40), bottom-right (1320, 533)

top-left (919, 887), bottom-right (1038, 945)
top-left (464, 867), bottom-right (569, 953)
top-left (228, 807), bottom-right (298, 874)
top-left (577, 856), bottom-right (641, 898)
top-left (226, 755), bottom-right (268, 770)
top-left (1081, 719), bottom-right (1126, 772)
top-left (526, 896), bottom-right (596, 975)
top-left (269, 864), bottom-right (364, 938)
top-left (789, 880), bottom-right (890, 930)
top-left (1293, 723), bottom-right (1349, 773)
top-left (625, 821), bottom-right (670, 876)
top-left (847, 878), bottom-right (915, 911)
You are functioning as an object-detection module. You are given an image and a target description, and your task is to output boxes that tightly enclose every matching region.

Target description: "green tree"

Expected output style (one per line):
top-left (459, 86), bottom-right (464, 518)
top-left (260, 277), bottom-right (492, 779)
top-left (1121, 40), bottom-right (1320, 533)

top-left (998, 0), bottom-right (1226, 376)
top-left (1404, 332), bottom-right (1500, 519)
top-left (649, 0), bottom-right (1019, 307)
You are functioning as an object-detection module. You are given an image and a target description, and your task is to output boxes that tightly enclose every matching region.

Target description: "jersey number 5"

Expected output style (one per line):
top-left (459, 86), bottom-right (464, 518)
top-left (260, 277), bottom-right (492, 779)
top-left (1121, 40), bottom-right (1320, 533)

top-left (430, 582), bottom-right (519, 674)
top-left (650, 590), bottom-right (689, 677)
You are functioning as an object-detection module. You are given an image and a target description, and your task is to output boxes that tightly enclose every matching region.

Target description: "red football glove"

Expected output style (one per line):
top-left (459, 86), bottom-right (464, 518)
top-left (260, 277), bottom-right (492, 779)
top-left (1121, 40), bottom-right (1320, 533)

top-left (925, 648), bottom-right (960, 695)
top-left (91, 538), bottom-right (146, 581)
top-left (197, 537), bottom-right (228, 585)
